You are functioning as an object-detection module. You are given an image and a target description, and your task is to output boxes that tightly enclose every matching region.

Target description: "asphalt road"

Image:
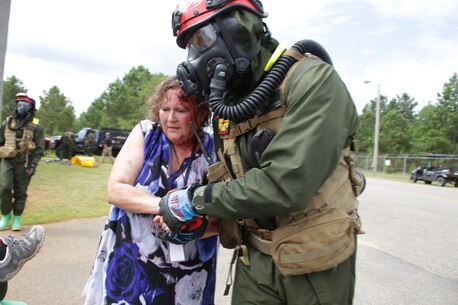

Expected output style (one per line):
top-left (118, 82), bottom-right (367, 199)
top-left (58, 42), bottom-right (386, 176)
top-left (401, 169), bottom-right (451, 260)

top-left (4, 178), bottom-right (458, 304)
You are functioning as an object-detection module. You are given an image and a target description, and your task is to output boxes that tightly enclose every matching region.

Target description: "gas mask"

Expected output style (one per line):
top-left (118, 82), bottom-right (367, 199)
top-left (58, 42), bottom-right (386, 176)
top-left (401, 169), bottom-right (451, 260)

top-left (176, 12), bottom-right (268, 98)
top-left (177, 22), bottom-right (235, 97)
top-left (15, 101), bottom-right (34, 119)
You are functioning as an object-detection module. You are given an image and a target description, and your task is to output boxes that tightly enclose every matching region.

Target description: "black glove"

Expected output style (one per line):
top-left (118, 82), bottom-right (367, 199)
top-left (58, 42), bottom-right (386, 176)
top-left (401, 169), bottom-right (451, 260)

top-left (26, 163), bottom-right (37, 177)
top-left (157, 216), bottom-right (209, 245)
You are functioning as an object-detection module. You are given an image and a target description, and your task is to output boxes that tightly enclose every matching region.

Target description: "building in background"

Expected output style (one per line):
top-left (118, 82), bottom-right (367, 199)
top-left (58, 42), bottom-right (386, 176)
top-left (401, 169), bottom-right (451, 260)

top-left (0, 0), bottom-right (11, 119)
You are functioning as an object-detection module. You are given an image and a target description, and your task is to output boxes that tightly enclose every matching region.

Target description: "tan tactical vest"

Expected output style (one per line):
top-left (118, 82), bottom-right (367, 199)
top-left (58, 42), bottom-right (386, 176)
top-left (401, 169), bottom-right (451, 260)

top-left (0, 118), bottom-right (36, 160)
top-left (207, 51), bottom-right (364, 286)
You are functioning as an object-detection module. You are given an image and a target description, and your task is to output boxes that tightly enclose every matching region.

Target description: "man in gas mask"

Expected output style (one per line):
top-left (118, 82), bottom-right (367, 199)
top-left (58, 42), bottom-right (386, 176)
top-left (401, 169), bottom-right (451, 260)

top-left (159, 1), bottom-right (364, 304)
top-left (0, 93), bottom-right (45, 231)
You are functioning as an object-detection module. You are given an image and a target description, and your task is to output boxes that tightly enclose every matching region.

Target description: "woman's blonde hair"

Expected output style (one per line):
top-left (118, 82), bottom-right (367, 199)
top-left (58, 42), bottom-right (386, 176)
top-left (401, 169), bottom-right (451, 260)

top-left (146, 76), bottom-right (210, 128)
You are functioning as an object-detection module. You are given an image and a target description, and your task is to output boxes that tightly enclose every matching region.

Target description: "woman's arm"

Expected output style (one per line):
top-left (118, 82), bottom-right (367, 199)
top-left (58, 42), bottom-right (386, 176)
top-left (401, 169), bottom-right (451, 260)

top-left (107, 124), bottom-right (160, 214)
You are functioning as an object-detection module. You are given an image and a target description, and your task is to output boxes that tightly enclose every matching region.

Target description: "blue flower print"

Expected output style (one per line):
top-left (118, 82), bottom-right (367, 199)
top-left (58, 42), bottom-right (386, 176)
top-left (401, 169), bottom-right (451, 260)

top-left (106, 242), bottom-right (149, 304)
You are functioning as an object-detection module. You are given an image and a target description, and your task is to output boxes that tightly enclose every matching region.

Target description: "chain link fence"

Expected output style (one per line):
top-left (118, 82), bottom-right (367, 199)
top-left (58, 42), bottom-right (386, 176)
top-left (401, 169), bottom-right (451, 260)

top-left (353, 154), bottom-right (458, 175)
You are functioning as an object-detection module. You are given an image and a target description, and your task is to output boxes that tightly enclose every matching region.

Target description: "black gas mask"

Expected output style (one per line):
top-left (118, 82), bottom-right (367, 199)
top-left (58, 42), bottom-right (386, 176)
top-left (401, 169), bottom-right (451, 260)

top-left (177, 14), bottom-right (266, 98)
top-left (177, 22), bottom-right (236, 97)
top-left (15, 101), bottom-right (34, 119)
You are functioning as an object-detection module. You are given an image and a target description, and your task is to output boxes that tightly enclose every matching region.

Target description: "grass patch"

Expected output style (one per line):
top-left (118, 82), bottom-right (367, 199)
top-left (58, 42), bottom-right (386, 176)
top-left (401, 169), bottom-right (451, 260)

top-left (363, 171), bottom-right (411, 183)
top-left (19, 154), bottom-right (113, 225)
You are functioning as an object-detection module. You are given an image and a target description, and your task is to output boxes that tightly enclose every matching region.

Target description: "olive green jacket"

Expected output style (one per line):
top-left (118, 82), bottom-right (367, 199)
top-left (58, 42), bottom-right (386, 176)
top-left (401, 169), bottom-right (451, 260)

top-left (196, 57), bottom-right (359, 227)
top-left (0, 118), bottom-right (45, 165)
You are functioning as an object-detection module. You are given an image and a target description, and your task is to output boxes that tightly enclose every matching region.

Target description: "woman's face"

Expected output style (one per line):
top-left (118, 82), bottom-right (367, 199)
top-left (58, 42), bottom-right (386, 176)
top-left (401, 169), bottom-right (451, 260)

top-left (159, 88), bottom-right (198, 146)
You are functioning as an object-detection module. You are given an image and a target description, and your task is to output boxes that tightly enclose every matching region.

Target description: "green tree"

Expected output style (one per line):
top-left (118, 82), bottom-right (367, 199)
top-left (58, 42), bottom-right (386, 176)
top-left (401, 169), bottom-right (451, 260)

top-left (357, 92), bottom-right (421, 154)
top-left (354, 109), bottom-right (374, 153)
top-left (435, 72), bottom-right (458, 153)
top-left (355, 95), bottom-right (388, 153)
top-left (386, 93), bottom-right (418, 123)
top-left (36, 86), bottom-right (76, 136)
top-left (378, 94), bottom-right (417, 154)
top-left (81, 66), bottom-right (167, 130)
top-left (411, 105), bottom-right (454, 153)
top-left (1, 75), bottom-right (27, 121)
top-left (379, 109), bottom-right (412, 154)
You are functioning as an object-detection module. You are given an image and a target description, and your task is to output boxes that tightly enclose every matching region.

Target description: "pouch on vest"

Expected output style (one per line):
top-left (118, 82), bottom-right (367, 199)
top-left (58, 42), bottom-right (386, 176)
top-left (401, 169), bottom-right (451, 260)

top-left (271, 208), bottom-right (357, 276)
top-left (217, 218), bottom-right (243, 249)
top-left (0, 146), bottom-right (17, 159)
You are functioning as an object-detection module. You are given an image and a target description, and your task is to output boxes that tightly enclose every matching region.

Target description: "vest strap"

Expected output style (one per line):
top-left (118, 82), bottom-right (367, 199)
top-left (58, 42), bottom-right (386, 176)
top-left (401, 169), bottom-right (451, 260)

top-left (283, 48), bottom-right (306, 61)
top-left (223, 137), bottom-right (245, 178)
top-left (221, 106), bottom-right (287, 139)
top-left (247, 232), bottom-right (272, 256)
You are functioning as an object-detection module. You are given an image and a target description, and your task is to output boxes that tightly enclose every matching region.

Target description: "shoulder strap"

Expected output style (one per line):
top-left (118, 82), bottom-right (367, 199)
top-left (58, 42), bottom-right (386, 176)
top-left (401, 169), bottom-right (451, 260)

top-left (221, 106), bottom-right (287, 140)
top-left (279, 49), bottom-right (326, 99)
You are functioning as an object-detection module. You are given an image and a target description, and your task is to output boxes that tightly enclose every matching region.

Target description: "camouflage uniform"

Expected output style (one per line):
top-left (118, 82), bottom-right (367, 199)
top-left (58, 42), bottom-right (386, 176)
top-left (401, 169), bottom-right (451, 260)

top-left (0, 118), bottom-right (44, 218)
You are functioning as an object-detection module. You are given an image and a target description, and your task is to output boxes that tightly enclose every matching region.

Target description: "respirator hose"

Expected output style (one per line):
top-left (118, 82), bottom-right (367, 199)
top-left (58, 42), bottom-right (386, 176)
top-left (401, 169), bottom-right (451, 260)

top-left (209, 39), bottom-right (332, 122)
top-left (7, 113), bottom-right (33, 131)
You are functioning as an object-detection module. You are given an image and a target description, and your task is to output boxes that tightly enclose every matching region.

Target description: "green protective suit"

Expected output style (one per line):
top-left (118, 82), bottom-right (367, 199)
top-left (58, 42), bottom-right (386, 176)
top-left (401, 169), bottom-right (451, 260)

top-left (60, 132), bottom-right (74, 159)
top-left (0, 118), bottom-right (45, 216)
top-left (84, 132), bottom-right (96, 156)
top-left (197, 56), bottom-right (360, 304)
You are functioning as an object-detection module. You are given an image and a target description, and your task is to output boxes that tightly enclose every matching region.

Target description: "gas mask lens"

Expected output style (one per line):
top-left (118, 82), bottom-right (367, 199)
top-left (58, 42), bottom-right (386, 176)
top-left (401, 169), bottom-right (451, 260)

top-left (16, 101), bottom-right (32, 112)
top-left (16, 101), bottom-right (33, 116)
top-left (186, 23), bottom-right (218, 59)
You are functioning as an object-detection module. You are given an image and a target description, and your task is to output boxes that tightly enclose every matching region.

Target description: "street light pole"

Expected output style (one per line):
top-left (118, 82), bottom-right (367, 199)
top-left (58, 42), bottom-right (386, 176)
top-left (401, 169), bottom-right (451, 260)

top-left (373, 83), bottom-right (381, 175)
top-left (364, 81), bottom-right (381, 175)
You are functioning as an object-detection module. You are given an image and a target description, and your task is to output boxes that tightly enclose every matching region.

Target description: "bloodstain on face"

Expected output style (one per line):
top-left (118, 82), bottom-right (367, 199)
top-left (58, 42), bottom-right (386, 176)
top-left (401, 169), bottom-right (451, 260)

top-left (159, 88), bottom-right (198, 147)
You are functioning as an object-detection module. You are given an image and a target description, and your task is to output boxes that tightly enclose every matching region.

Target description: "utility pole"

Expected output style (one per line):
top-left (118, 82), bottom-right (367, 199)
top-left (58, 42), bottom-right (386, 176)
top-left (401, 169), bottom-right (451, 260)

top-left (0, 0), bottom-right (12, 120)
top-left (364, 80), bottom-right (381, 175)
top-left (373, 83), bottom-right (381, 175)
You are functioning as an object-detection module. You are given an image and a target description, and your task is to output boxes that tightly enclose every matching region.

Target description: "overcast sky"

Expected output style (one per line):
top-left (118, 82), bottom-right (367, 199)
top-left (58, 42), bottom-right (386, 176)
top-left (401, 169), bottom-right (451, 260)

top-left (4, 0), bottom-right (457, 116)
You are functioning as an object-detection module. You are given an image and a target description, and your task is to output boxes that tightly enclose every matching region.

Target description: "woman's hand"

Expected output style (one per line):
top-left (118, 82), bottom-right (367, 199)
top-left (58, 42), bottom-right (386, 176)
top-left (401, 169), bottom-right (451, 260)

top-left (153, 215), bottom-right (217, 244)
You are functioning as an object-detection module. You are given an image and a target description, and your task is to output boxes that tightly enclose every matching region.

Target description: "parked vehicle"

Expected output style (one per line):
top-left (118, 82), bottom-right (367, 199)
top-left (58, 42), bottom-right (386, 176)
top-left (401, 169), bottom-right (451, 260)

top-left (49, 135), bottom-right (62, 150)
top-left (410, 166), bottom-right (458, 187)
top-left (44, 136), bottom-right (51, 150)
top-left (52, 127), bottom-right (131, 158)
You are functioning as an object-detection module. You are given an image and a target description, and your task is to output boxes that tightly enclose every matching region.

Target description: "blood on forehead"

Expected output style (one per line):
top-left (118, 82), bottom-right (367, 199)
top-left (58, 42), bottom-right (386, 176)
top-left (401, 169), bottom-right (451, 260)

top-left (163, 89), bottom-right (198, 113)
top-left (178, 94), bottom-right (198, 112)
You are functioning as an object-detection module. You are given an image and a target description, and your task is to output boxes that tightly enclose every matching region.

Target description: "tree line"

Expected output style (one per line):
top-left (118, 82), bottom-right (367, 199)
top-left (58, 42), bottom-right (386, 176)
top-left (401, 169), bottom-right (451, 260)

top-left (1, 66), bottom-right (167, 137)
top-left (356, 72), bottom-right (458, 155)
top-left (2, 66), bottom-right (457, 155)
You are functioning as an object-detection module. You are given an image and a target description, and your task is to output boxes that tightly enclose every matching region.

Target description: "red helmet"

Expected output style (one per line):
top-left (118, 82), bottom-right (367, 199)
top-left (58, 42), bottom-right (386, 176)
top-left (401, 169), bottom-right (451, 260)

top-left (15, 93), bottom-right (36, 107)
top-left (172, 0), bottom-right (268, 48)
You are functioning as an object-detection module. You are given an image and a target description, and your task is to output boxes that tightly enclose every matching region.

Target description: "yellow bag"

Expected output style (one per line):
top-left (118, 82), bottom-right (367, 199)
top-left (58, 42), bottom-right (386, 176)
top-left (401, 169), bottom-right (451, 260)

top-left (271, 208), bottom-right (356, 276)
top-left (71, 156), bottom-right (96, 168)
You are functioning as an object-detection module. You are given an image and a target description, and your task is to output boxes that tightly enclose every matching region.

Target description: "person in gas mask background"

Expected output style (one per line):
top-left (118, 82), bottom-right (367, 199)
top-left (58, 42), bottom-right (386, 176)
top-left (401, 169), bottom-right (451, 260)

top-left (0, 93), bottom-right (45, 231)
top-left (158, 0), bottom-right (365, 304)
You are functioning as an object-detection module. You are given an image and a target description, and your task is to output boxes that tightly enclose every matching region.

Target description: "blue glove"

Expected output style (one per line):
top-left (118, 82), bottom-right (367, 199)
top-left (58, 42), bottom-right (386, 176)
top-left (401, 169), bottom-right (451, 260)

top-left (159, 185), bottom-right (200, 233)
top-left (157, 216), bottom-right (209, 245)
